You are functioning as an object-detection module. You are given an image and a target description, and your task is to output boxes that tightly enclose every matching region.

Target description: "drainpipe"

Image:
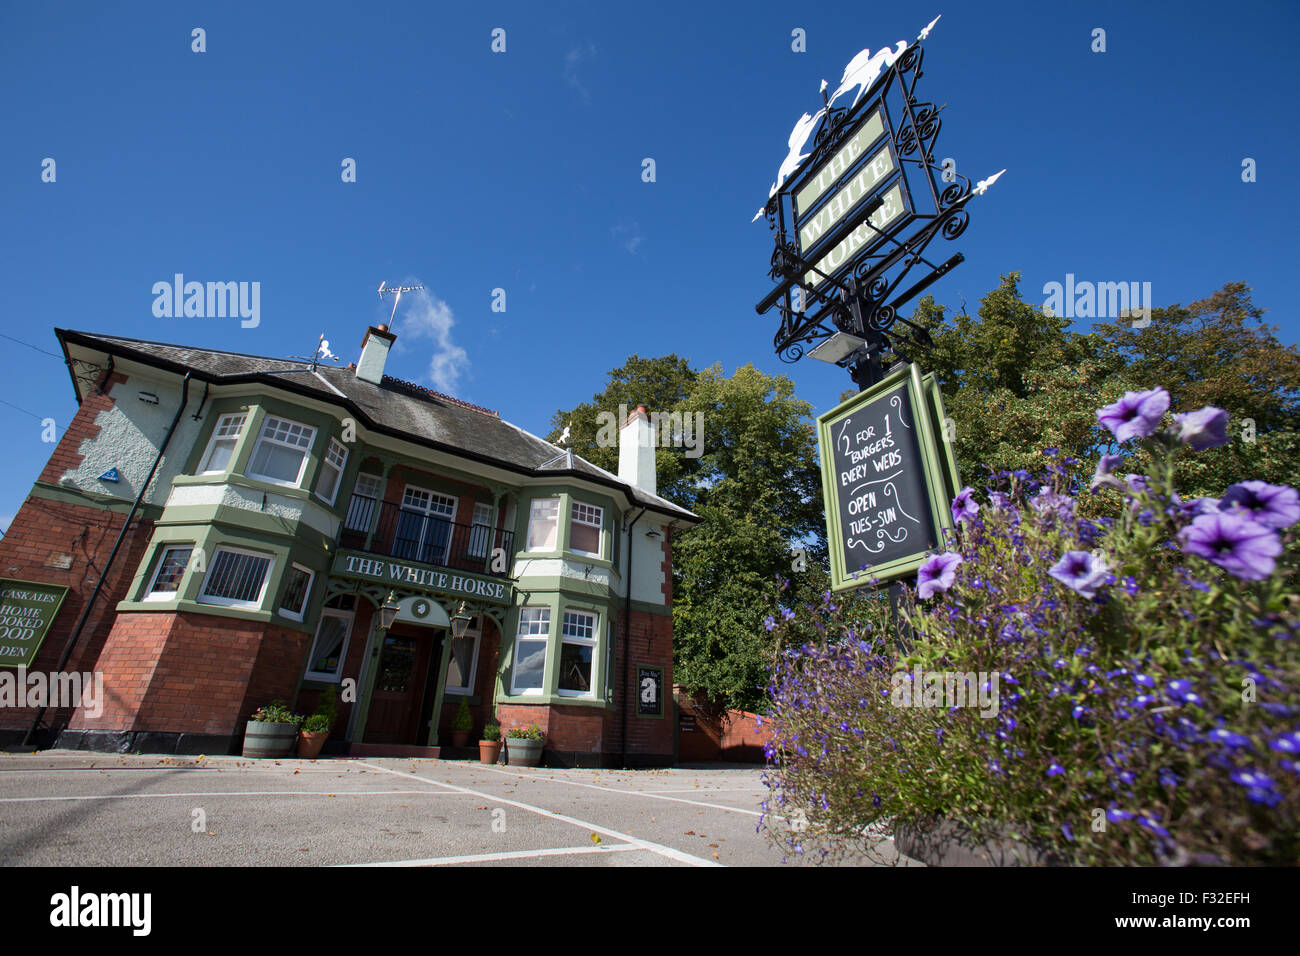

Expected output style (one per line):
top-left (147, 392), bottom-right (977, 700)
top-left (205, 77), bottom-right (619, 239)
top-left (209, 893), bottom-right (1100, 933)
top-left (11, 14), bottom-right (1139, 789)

top-left (620, 506), bottom-right (646, 768)
top-left (23, 372), bottom-right (193, 747)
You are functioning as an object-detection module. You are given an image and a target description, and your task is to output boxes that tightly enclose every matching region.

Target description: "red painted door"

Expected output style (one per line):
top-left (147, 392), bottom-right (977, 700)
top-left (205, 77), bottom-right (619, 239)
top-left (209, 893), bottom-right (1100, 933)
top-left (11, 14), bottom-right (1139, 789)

top-left (366, 628), bottom-right (434, 744)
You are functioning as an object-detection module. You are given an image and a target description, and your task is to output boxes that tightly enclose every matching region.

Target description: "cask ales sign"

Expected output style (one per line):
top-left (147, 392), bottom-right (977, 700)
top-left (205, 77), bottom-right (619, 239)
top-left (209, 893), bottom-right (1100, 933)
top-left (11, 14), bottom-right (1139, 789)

top-left (818, 364), bottom-right (959, 590)
top-left (0, 578), bottom-right (69, 667)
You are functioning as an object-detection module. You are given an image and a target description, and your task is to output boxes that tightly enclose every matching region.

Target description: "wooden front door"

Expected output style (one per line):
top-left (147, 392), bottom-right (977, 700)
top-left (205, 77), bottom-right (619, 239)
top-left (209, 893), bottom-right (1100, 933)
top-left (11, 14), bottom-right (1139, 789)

top-left (366, 626), bottom-right (442, 744)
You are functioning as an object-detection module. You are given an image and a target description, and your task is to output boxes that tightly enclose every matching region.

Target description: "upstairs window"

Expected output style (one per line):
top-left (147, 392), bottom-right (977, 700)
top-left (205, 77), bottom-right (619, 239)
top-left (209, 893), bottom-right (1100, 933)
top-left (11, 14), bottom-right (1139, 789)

top-left (570, 502), bottom-right (603, 557)
top-left (526, 498), bottom-right (560, 552)
top-left (247, 416), bottom-right (315, 487)
top-left (468, 502), bottom-right (494, 558)
top-left (198, 413), bottom-right (246, 474)
top-left (315, 437), bottom-right (348, 505)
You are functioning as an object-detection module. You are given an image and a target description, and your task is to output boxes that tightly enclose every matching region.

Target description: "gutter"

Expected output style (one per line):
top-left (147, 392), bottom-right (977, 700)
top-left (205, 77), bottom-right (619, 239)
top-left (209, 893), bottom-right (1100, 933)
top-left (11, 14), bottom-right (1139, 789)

top-left (620, 507), bottom-right (646, 768)
top-left (23, 372), bottom-right (193, 747)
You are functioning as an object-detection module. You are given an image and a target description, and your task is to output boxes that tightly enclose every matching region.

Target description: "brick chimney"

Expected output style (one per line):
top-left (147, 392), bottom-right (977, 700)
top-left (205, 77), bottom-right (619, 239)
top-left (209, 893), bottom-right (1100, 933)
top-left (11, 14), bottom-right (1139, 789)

top-left (618, 404), bottom-right (656, 497)
top-left (355, 324), bottom-right (396, 385)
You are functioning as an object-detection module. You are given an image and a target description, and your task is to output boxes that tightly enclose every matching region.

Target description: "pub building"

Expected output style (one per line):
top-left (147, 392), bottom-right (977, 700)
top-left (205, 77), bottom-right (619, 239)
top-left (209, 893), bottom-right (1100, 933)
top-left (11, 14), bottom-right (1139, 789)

top-left (0, 324), bottom-right (698, 766)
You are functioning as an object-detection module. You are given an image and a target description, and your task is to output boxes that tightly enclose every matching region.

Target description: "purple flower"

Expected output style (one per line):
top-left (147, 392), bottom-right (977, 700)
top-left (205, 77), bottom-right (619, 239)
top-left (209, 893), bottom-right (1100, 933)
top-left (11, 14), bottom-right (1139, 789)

top-left (763, 616), bottom-right (776, 631)
top-left (1096, 388), bottom-right (1170, 443)
top-left (952, 487), bottom-right (980, 525)
top-left (1061, 823), bottom-right (1074, 841)
top-left (1268, 732), bottom-right (1300, 754)
top-left (1090, 453), bottom-right (1124, 491)
top-left (1207, 728), bottom-right (1252, 749)
top-left (988, 490), bottom-right (1012, 510)
top-left (1179, 497), bottom-right (1221, 520)
top-left (1046, 763), bottom-right (1065, 777)
top-left (1049, 550), bottom-right (1110, 599)
top-left (1230, 769), bottom-right (1281, 807)
top-left (917, 552), bottom-right (962, 599)
top-left (1167, 679), bottom-right (1201, 704)
top-left (1178, 511), bottom-right (1282, 581)
top-left (1220, 481), bottom-right (1300, 530)
top-left (1173, 406), bottom-right (1229, 451)
top-left (1138, 816), bottom-right (1171, 840)
top-left (1030, 488), bottom-right (1076, 520)
top-left (1133, 673), bottom-right (1155, 688)
top-left (1106, 808), bottom-right (1134, 822)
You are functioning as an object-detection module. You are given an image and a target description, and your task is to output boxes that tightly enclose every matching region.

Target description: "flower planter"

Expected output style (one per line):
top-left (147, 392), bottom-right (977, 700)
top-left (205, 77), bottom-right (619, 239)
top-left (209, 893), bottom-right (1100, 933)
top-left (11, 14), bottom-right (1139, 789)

top-left (506, 738), bottom-right (543, 767)
top-left (297, 730), bottom-right (329, 759)
top-left (450, 730), bottom-right (471, 748)
top-left (242, 720), bottom-right (299, 759)
top-left (478, 740), bottom-right (502, 765)
top-left (893, 817), bottom-right (1059, 867)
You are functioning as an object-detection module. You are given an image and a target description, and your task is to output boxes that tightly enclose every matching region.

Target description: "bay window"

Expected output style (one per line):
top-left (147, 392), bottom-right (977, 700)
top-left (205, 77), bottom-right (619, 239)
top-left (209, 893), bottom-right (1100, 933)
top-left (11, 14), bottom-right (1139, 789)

top-left (511, 607), bottom-right (550, 694)
top-left (247, 416), bottom-right (316, 487)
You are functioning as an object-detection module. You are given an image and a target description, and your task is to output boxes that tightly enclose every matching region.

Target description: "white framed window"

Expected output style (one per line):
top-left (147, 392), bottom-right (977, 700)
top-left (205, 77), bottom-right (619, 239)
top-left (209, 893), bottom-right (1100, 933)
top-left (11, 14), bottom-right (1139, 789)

top-left (344, 473), bottom-right (383, 532)
top-left (558, 609), bottom-right (597, 697)
top-left (278, 563), bottom-right (314, 622)
top-left (467, 502), bottom-right (494, 558)
top-left (394, 485), bottom-right (457, 565)
top-left (197, 413), bottom-right (246, 474)
top-left (570, 501), bottom-right (603, 557)
top-left (526, 497), bottom-right (560, 552)
top-left (305, 606), bottom-right (354, 682)
top-left (145, 544), bottom-right (193, 600)
top-left (315, 437), bottom-right (348, 505)
top-left (444, 616), bottom-right (482, 695)
top-left (247, 415), bottom-right (316, 487)
top-left (198, 547), bottom-right (274, 609)
top-left (510, 607), bottom-right (550, 695)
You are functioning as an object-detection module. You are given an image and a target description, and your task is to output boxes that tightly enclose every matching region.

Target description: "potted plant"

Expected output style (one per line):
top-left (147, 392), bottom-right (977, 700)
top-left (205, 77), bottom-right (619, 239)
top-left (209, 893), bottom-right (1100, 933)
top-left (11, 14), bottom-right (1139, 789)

top-left (297, 686), bottom-right (337, 759)
top-left (505, 723), bottom-right (544, 767)
top-left (449, 698), bottom-right (473, 748)
top-left (479, 721), bottom-right (502, 765)
top-left (242, 700), bottom-right (302, 758)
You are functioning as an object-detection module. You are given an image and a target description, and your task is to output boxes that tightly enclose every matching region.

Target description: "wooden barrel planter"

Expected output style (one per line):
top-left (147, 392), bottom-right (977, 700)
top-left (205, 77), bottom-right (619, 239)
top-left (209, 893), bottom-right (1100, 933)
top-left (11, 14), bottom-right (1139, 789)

top-left (506, 738), bottom-right (543, 767)
top-left (242, 720), bottom-right (300, 759)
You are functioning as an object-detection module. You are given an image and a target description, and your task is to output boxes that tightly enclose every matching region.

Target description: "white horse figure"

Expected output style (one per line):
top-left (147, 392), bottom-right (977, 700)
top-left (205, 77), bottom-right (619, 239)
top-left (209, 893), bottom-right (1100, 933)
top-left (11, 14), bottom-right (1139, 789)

top-left (829, 41), bottom-right (909, 111)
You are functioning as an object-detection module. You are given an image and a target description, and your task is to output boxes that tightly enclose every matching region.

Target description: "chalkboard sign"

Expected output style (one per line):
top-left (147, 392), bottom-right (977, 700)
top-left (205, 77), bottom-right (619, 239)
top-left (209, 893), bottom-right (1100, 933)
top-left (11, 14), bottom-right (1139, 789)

top-left (817, 364), bottom-right (960, 590)
top-left (636, 666), bottom-right (664, 717)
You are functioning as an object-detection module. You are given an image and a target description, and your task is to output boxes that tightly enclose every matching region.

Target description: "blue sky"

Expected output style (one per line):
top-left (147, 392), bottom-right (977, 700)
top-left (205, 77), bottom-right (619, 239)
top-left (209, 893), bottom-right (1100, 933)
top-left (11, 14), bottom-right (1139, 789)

top-left (2, 0), bottom-right (1298, 529)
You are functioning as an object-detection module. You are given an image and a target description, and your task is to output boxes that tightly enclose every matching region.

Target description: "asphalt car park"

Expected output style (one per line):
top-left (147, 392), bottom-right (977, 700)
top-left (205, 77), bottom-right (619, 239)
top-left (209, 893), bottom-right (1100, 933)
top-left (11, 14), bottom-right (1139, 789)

top-left (0, 752), bottom-right (914, 867)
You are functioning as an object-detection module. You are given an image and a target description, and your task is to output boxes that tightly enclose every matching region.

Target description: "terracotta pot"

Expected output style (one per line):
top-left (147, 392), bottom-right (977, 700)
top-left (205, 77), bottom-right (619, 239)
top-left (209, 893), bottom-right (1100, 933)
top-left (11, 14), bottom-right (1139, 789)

top-left (451, 730), bottom-right (471, 747)
top-left (478, 740), bottom-right (502, 765)
top-left (297, 730), bottom-right (329, 759)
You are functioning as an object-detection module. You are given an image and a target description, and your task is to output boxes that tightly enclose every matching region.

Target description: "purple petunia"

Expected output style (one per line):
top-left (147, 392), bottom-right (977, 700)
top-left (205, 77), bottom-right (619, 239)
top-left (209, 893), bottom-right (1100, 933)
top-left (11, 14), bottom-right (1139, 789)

top-left (988, 490), bottom-right (1012, 510)
top-left (1173, 406), bottom-right (1229, 451)
top-left (1031, 488), bottom-right (1077, 520)
top-left (1096, 388), bottom-right (1170, 443)
top-left (917, 552), bottom-right (963, 599)
top-left (1090, 453), bottom-right (1124, 491)
top-left (1178, 511), bottom-right (1282, 581)
top-left (1220, 481), bottom-right (1300, 531)
top-left (1049, 550), bottom-right (1110, 599)
top-left (952, 487), bottom-right (980, 525)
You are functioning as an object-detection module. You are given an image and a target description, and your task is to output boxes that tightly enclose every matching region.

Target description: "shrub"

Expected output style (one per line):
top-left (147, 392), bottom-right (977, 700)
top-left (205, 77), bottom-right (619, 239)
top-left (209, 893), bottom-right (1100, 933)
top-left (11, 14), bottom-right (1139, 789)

top-left (481, 722), bottom-right (501, 742)
top-left (451, 698), bottom-right (473, 733)
top-left (759, 390), bottom-right (1299, 865)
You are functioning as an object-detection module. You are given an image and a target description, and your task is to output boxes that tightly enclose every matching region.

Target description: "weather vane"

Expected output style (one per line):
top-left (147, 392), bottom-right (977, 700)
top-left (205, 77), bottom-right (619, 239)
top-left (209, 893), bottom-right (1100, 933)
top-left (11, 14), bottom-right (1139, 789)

top-left (377, 281), bottom-right (424, 324)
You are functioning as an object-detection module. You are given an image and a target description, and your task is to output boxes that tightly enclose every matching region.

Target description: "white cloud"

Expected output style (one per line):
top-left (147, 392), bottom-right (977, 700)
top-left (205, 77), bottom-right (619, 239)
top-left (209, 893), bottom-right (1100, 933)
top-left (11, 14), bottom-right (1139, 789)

top-left (563, 43), bottom-right (597, 104)
top-left (391, 286), bottom-right (470, 396)
top-left (611, 220), bottom-right (645, 255)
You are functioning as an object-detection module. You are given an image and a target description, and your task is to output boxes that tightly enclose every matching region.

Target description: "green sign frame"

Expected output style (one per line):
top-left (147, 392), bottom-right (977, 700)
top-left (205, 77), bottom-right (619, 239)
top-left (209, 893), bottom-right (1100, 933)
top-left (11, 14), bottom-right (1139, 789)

top-left (817, 364), bottom-right (961, 591)
top-left (0, 578), bottom-right (70, 668)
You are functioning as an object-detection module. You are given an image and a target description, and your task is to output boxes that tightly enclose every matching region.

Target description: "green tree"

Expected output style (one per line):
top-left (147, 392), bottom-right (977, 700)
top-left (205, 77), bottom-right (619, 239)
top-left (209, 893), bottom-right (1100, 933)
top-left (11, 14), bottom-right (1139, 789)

top-left (548, 359), bottom-right (827, 712)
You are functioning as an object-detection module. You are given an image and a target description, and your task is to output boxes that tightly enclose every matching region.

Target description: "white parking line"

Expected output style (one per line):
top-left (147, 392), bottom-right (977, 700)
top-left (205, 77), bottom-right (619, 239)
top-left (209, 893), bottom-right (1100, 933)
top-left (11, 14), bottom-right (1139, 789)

top-left (0, 789), bottom-right (450, 803)
top-left (355, 761), bottom-right (721, 867)
top-left (467, 765), bottom-right (764, 817)
top-left (348, 843), bottom-right (644, 867)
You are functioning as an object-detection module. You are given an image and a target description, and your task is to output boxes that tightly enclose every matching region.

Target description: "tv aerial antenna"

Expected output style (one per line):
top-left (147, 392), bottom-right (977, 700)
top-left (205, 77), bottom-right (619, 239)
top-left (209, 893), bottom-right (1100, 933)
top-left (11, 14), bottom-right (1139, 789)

top-left (378, 281), bottom-right (424, 324)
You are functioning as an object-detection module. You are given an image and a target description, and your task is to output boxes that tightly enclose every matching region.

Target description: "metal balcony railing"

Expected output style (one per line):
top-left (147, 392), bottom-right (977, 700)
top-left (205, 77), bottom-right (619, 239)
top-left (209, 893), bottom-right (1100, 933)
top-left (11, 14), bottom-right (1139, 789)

top-left (337, 494), bottom-right (513, 578)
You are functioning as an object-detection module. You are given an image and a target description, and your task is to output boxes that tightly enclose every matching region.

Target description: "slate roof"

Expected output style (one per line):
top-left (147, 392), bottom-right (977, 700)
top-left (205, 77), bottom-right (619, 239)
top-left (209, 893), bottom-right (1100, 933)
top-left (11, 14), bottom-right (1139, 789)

top-left (56, 329), bottom-right (699, 523)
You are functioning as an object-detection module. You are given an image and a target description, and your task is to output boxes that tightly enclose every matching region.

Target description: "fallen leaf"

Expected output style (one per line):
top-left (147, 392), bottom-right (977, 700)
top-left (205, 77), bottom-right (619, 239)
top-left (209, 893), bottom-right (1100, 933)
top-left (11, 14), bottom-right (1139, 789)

top-left (709, 843), bottom-right (719, 848)
top-left (713, 851), bottom-right (719, 860)
top-left (207, 831), bottom-right (216, 836)
top-left (685, 830), bottom-right (695, 835)
top-left (591, 833), bottom-right (602, 845)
